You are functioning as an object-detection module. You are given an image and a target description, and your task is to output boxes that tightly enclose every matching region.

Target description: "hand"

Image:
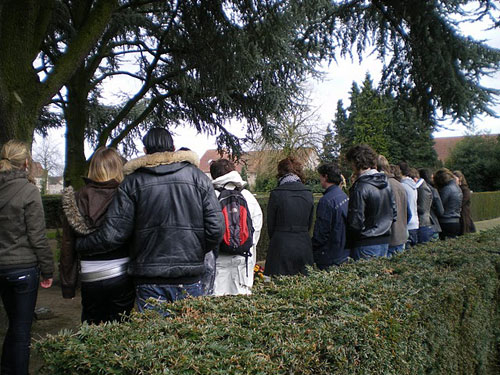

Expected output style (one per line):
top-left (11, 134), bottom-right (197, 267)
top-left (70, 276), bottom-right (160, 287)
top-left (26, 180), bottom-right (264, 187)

top-left (40, 278), bottom-right (53, 288)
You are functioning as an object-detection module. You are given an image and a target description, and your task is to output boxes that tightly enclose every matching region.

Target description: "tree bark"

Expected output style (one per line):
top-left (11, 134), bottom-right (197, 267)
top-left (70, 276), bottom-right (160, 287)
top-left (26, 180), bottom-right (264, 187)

top-left (63, 69), bottom-right (89, 190)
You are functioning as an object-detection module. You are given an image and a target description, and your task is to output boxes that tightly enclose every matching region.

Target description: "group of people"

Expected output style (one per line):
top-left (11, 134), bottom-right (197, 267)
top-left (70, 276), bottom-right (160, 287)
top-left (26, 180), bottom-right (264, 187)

top-left (264, 144), bottom-right (475, 278)
top-left (0, 132), bottom-right (476, 374)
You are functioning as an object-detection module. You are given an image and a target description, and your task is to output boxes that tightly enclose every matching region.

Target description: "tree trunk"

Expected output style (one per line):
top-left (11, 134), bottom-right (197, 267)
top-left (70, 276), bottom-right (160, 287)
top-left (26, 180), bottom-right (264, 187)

top-left (63, 70), bottom-right (89, 189)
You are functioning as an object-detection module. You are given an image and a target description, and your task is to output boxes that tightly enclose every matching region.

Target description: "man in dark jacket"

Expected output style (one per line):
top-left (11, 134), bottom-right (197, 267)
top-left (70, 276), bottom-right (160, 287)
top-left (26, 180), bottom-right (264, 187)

top-left (312, 163), bottom-right (349, 269)
top-left (77, 128), bottom-right (224, 312)
top-left (346, 144), bottom-right (397, 260)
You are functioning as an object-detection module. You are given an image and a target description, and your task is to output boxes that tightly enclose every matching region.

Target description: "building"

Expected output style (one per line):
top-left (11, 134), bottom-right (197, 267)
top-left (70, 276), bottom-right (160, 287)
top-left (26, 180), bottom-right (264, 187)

top-left (433, 134), bottom-right (499, 162)
top-left (199, 148), bottom-right (320, 188)
top-left (31, 161), bottom-right (64, 194)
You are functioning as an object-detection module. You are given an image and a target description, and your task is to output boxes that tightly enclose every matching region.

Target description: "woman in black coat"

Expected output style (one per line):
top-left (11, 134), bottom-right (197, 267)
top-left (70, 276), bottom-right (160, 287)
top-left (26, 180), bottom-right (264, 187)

top-left (264, 157), bottom-right (314, 276)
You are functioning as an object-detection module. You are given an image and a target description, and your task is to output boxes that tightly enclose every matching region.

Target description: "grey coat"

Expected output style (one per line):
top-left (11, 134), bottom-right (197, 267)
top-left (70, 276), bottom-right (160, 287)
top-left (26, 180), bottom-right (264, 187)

top-left (416, 179), bottom-right (433, 227)
top-left (438, 181), bottom-right (463, 224)
top-left (0, 170), bottom-right (53, 278)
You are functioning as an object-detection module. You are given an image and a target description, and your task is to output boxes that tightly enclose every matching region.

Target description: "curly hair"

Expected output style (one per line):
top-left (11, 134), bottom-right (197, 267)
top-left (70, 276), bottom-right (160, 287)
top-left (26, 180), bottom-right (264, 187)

top-left (277, 157), bottom-right (305, 182)
top-left (345, 144), bottom-right (377, 171)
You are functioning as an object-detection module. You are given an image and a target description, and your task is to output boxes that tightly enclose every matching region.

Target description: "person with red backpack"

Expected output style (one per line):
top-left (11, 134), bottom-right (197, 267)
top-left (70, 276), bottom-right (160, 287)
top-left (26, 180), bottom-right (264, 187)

top-left (210, 159), bottom-right (263, 296)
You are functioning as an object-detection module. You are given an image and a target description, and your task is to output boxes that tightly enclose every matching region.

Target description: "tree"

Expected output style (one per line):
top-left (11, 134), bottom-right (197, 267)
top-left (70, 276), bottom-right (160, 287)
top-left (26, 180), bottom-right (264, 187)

top-left (1, 0), bottom-right (499, 183)
top-left (445, 135), bottom-right (500, 192)
top-left (332, 74), bottom-right (438, 168)
top-left (32, 136), bottom-right (64, 194)
top-left (320, 124), bottom-right (337, 164)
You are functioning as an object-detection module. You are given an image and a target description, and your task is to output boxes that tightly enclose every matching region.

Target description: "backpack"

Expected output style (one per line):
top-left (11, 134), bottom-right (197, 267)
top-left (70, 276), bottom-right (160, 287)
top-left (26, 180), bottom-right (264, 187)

top-left (216, 185), bottom-right (254, 262)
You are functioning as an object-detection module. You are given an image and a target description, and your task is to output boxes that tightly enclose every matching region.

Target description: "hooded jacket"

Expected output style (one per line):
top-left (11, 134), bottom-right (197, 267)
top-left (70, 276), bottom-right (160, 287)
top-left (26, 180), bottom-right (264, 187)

top-left (347, 170), bottom-right (397, 248)
top-left (0, 170), bottom-right (53, 278)
top-left (387, 176), bottom-right (408, 247)
top-left (416, 178), bottom-right (433, 227)
top-left (401, 177), bottom-right (419, 230)
top-left (60, 179), bottom-right (129, 298)
top-left (212, 171), bottom-right (263, 295)
top-left (76, 150), bottom-right (224, 284)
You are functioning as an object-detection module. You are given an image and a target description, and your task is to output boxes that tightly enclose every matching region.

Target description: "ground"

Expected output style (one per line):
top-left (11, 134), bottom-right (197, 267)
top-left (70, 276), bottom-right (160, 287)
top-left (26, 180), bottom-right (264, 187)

top-left (1, 218), bottom-right (499, 373)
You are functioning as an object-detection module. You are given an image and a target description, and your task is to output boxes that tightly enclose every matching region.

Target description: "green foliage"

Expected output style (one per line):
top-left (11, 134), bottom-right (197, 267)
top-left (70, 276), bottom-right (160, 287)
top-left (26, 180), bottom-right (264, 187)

top-left (254, 174), bottom-right (278, 193)
top-left (332, 75), bottom-right (438, 168)
top-left (471, 191), bottom-right (500, 221)
top-left (36, 228), bottom-right (500, 374)
top-left (445, 135), bottom-right (500, 192)
top-left (319, 124), bottom-right (337, 164)
top-left (304, 168), bottom-right (323, 193)
top-left (42, 195), bottom-right (63, 229)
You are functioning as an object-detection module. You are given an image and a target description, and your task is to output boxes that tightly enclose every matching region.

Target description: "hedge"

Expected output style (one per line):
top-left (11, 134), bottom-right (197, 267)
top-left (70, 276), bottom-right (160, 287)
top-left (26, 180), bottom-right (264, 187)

top-left (42, 194), bottom-right (63, 229)
top-left (471, 191), bottom-right (500, 221)
top-left (36, 228), bottom-right (500, 374)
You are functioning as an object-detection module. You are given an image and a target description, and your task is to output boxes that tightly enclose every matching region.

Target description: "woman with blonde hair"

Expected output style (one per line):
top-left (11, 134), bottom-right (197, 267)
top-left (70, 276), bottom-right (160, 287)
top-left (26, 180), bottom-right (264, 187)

top-left (60, 147), bottom-right (134, 324)
top-left (0, 140), bottom-right (54, 374)
top-left (453, 170), bottom-right (476, 235)
top-left (264, 157), bottom-right (314, 276)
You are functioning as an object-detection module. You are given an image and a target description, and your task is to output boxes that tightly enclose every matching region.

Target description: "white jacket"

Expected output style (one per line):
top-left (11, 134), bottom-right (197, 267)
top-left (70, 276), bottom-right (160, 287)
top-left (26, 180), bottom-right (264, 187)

top-left (212, 171), bottom-right (263, 296)
top-left (401, 177), bottom-right (419, 230)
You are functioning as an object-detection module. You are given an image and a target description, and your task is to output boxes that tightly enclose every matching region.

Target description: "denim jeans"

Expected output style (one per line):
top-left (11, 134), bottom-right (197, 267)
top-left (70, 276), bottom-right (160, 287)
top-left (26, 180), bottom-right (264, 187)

top-left (135, 281), bottom-right (203, 315)
top-left (351, 244), bottom-right (388, 260)
top-left (406, 229), bottom-right (419, 249)
top-left (417, 226), bottom-right (435, 244)
top-left (387, 244), bottom-right (405, 258)
top-left (0, 267), bottom-right (39, 375)
top-left (81, 274), bottom-right (135, 324)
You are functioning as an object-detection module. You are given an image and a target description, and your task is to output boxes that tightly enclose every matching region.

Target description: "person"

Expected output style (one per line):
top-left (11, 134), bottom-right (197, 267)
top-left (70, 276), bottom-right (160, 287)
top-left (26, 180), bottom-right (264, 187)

top-left (414, 168), bottom-right (434, 244)
top-left (76, 128), bottom-right (224, 312)
top-left (311, 163), bottom-right (349, 269)
top-left (419, 168), bottom-right (444, 240)
top-left (345, 145), bottom-right (396, 260)
top-left (399, 162), bottom-right (419, 248)
top-left (433, 168), bottom-right (463, 240)
top-left (264, 157), bottom-right (314, 276)
top-left (60, 147), bottom-right (134, 324)
top-left (377, 156), bottom-right (408, 256)
top-left (0, 140), bottom-right (54, 374)
top-left (453, 170), bottom-right (476, 235)
top-left (209, 159), bottom-right (263, 295)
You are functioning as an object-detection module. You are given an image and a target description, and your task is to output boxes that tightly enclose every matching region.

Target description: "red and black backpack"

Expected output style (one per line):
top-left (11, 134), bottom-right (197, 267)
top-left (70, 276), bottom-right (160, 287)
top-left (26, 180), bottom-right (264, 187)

top-left (216, 185), bottom-right (254, 262)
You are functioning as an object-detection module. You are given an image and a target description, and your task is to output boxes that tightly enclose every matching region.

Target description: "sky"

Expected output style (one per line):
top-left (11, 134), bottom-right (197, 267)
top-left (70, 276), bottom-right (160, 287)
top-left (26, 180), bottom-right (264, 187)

top-left (35, 7), bottom-right (500, 161)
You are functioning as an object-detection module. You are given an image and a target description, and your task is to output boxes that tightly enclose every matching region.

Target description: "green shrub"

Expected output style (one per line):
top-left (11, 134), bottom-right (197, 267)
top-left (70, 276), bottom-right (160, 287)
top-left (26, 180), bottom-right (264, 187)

top-left (36, 228), bottom-right (500, 374)
top-left (42, 194), bottom-right (63, 229)
top-left (471, 191), bottom-right (500, 221)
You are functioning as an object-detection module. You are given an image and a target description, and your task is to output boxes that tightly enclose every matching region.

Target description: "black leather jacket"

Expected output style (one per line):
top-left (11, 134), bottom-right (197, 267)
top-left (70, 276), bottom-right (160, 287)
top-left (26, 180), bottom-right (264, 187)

top-left (347, 171), bottom-right (397, 247)
top-left (76, 151), bottom-right (224, 283)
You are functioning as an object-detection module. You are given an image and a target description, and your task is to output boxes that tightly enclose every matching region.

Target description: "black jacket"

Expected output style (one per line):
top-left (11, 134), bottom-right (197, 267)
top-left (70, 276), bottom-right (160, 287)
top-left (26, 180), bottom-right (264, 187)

top-left (312, 185), bottom-right (349, 268)
top-left (76, 151), bottom-right (224, 284)
top-left (347, 171), bottom-right (397, 248)
top-left (264, 181), bottom-right (314, 276)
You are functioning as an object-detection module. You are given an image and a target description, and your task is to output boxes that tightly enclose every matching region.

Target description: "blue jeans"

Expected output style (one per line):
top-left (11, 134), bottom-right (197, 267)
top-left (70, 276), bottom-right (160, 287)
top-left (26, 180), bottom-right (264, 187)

top-left (351, 244), bottom-right (388, 261)
top-left (135, 281), bottom-right (203, 315)
top-left (417, 226), bottom-right (435, 244)
top-left (388, 244), bottom-right (405, 257)
top-left (0, 267), bottom-right (39, 375)
top-left (406, 229), bottom-right (419, 248)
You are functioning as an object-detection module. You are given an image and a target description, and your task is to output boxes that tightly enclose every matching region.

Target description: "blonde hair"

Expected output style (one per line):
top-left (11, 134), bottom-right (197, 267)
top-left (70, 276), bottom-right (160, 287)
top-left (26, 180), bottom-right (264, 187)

top-left (88, 147), bottom-right (124, 183)
top-left (0, 140), bottom-right (31, 172)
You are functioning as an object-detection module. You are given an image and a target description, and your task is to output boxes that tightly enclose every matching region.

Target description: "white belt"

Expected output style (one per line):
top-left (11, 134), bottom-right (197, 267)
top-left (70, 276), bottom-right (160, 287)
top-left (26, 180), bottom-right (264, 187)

top-left (80, 264), bottom-right (128, 283)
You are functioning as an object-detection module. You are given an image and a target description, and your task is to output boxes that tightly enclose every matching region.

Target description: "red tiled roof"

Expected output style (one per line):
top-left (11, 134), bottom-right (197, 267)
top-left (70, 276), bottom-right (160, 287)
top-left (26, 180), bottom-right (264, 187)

top-left (199, 150), bottom-right (257, 174)
top-left (433, 134), bottom-right (498, 161)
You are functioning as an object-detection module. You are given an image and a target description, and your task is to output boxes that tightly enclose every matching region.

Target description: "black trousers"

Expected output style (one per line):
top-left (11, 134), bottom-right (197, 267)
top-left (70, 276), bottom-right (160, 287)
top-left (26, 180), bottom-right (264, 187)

top-left (439, 222), bottom-right (461, 240)
top-left (81, 273), bottom-right (135, 324)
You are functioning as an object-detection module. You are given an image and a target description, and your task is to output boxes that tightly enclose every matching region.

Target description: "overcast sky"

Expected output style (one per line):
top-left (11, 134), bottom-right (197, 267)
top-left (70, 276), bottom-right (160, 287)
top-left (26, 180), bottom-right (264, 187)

top-left (36, 9), bottom-right (500, 160)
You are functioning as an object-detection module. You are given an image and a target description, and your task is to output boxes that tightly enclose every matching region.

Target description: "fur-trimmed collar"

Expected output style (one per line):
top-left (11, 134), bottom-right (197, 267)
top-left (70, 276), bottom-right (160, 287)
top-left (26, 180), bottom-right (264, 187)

top-left (62, 186), bottom-right (95, 235)
top-left (123, 150), bottom-right (199, 176)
